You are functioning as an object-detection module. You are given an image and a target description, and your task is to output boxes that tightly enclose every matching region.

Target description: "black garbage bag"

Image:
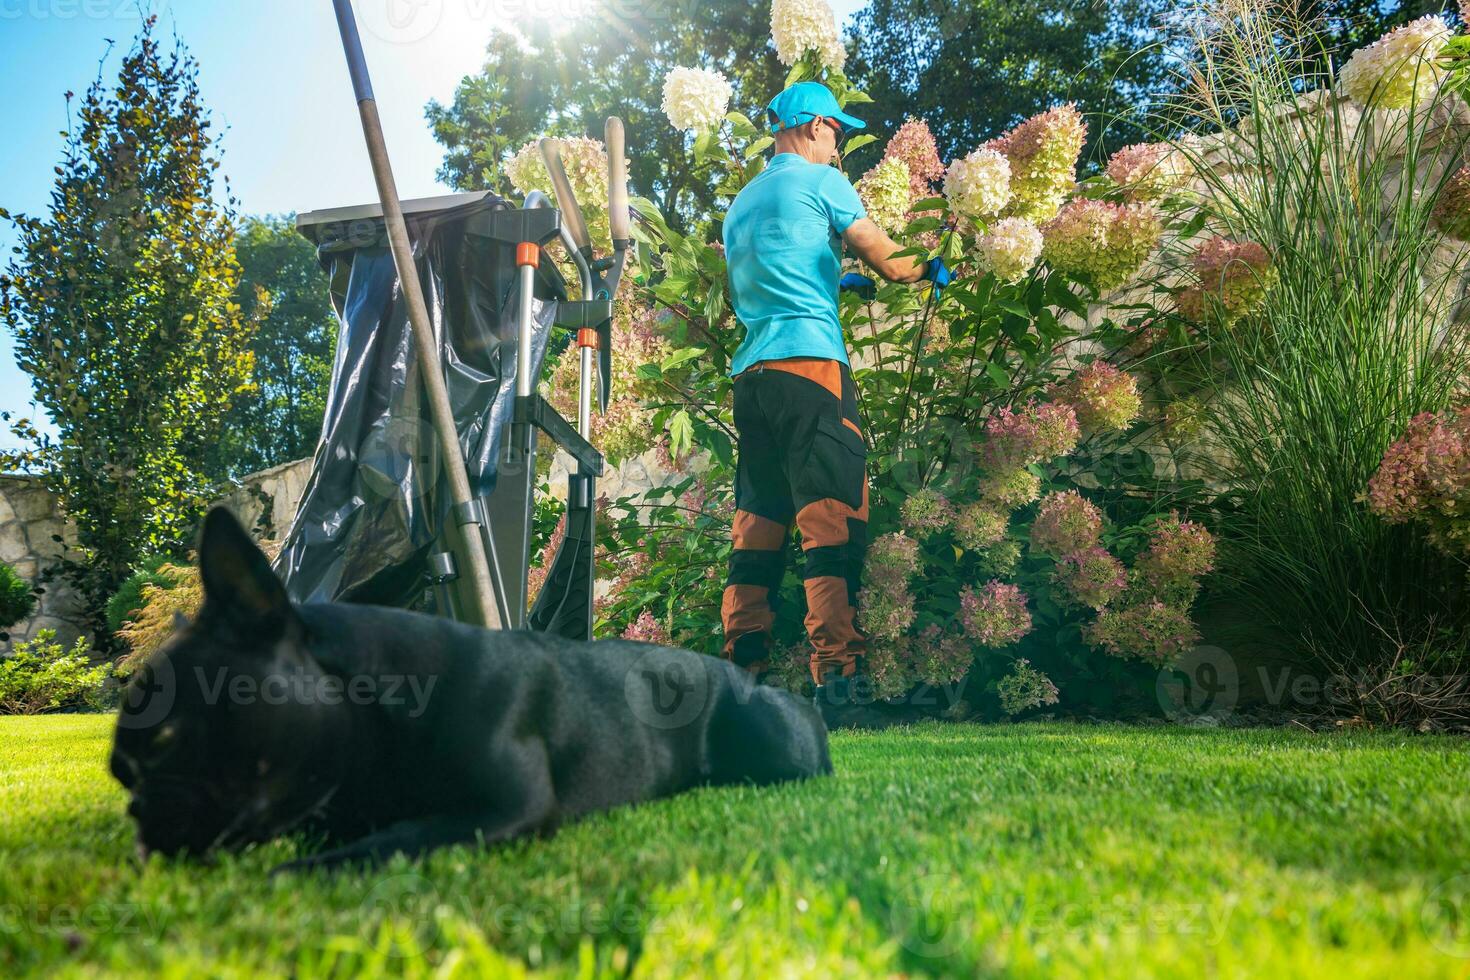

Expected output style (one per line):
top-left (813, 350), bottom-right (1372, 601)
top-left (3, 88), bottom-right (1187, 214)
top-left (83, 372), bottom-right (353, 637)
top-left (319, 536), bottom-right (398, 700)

top-left (276, 191), bottom-right (563, 610)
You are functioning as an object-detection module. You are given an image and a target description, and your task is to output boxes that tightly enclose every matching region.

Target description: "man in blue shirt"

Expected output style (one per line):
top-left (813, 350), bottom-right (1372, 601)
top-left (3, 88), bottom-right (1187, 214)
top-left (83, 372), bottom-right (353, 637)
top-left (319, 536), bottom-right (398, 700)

top-left (719, 81), bottom-right (951, 728)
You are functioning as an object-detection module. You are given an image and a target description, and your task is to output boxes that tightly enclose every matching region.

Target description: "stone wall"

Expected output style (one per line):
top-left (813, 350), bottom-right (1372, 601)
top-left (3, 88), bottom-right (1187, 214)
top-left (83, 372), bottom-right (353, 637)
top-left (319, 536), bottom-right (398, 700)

top-left (0, 476), bottom-right (84, 651)
top-left (0, 457), bottom-right (314, 655)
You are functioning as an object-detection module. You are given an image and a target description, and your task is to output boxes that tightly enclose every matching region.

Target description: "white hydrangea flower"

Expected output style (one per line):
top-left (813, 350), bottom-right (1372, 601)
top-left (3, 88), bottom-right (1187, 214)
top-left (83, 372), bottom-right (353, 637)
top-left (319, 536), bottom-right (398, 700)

top-left (978, 217), bottom-right (1044, 283)
top-left (503, 136), bottom-right (611, 247)
top-left (771, 0), bottom-right (847, 71)
top-left (1338, 15), bottom-right (1452, 109)
top-left (661, 66), bottom-right (732, 132)
top-left (943, 147), bottom-right (1012, 222)
top-left (857, 157), bottom-right (913, 235)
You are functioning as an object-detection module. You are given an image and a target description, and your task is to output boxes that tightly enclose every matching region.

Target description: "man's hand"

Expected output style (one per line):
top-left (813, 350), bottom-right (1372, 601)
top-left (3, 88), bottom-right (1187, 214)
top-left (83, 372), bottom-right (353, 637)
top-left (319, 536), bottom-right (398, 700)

top-left (921, 258), bottom-right (952, 298)
top-left (839, 272), bottom-right (876, 301)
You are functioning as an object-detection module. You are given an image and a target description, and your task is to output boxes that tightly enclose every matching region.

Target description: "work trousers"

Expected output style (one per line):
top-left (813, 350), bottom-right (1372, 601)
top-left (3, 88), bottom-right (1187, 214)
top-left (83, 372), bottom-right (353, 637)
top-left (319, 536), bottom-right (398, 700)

top-left (720, 357), bottom-right (870, 682)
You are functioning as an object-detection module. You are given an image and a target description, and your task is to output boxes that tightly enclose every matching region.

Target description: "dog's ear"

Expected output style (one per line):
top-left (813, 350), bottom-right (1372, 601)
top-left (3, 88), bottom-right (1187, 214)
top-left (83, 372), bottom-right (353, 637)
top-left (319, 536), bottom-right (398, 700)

top-left (198, 507), bottom-right (294, 633)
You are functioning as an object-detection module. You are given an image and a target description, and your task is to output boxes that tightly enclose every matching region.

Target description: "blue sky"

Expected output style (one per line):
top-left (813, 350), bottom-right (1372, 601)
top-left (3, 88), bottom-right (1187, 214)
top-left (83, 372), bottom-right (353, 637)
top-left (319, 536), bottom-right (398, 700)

top-left (0, 0), bottom-right (865, 452)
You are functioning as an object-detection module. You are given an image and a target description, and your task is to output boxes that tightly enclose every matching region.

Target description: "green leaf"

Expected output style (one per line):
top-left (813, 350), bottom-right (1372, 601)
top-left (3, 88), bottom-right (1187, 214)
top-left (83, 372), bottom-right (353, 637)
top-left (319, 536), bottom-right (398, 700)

top-left (911, 196), bottom-right (948, 212)
top-left (660, 347), bottom-right (705, 373)
top-left (842, 134), bottom-right (878, 155)
top-left (725, 111), bottom-right (758, 140)
top-left (985, 362), bottom-right (1010, 389)
top-left (668, 410), bottom-right (695, 459)
top-left (744, 136), bottom-right (774, 160)
top-left (692, 129), bottom-right (716, 166)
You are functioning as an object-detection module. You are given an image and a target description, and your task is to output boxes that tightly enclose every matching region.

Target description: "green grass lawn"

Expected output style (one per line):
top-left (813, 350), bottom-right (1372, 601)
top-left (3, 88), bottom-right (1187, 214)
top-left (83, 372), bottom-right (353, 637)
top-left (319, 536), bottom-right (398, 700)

top-left (3, 716), bottom-right (1469, 978)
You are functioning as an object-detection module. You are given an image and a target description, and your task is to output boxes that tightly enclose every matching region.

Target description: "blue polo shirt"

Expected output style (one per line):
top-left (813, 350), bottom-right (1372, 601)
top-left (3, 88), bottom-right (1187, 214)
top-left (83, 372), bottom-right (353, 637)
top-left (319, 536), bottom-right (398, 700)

top-left (722, 153), bottom-right (866, 377)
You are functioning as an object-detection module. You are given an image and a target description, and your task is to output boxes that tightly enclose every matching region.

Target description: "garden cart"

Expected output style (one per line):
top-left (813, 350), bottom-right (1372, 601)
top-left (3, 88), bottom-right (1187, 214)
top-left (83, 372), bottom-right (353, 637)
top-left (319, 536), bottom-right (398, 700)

top-left (272, 0), bottom-right (631, 641)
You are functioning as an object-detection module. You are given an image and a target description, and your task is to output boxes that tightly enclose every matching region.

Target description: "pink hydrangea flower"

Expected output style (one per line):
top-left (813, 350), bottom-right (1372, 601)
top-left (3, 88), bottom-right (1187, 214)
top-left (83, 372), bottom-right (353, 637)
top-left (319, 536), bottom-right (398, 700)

top-left (1087, 601), bottom-right (1200, 665)
top-left (1040, 198), bottom-right (1162, 291)
top-left (985, 103), bottom-right (1088, 223)
top-left (1032, 401), bottom-right (1082, 460)
top-left (981, 401), bottom-right (1081, 472)
top-left (1133, 513), bottom-right (1217, 600)
top-left (900, 488), bottom-right (957, 538)
top-left (1367, 412), bottom-right (1441, 522)
top-left (1106, 142), bottom-right (1190, 200)
top-left (979, 467), bottom-right (1042, 510)
top-left (912, 623), bottom-right (976, 686)
top-left (1366, 407), bottom-right (1470, 555)
top-left (959, 580), bottom-right (1033, 647)
top-left (884, 117), bottom-right (946, 201)
top-left (1175, 235), bottom-right (1276, 324)
top-left (1049, 361), bottom-right (1142, 433)
top-left (621, 610), bottom-right (671, 645)
top-left (955, 501), bottom-right (1009, 552)
top-left (864, 637), bottom-right (918, 700)
top-left (1030, 490), bottom-right (1104, 556)
top-left (1052, 546), bottom-right (1128, 610)
top-left (859, 532), bottom-right (922, 640)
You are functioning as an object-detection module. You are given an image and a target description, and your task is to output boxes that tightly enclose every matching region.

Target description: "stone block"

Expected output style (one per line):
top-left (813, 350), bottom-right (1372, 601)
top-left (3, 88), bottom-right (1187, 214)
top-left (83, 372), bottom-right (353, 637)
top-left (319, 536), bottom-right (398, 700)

top-left (11, 489), bottom-right (57, 523)
top-left (0, 523), bottom-right (28, 564)
top-left (24, 519), bottom-right (69, 559)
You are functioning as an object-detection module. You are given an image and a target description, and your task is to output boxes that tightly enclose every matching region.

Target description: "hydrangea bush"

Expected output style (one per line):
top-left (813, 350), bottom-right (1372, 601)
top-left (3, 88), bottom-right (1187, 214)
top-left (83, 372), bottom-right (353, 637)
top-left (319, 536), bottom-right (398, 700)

top-left (520, 0), bottom-right (1226, 719)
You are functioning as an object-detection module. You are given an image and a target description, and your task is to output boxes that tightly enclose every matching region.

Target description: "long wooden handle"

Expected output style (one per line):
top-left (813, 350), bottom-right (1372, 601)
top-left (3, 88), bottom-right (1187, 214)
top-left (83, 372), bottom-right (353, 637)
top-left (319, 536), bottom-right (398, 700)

top-left (605, 117), bottom-right (630, 244)
top-left (333, 0), bottom-right (502, 629)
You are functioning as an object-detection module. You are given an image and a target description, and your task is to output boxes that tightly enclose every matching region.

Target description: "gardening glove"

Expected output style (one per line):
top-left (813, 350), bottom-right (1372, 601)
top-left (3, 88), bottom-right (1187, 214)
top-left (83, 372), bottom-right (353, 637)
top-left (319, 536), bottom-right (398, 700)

top-left (839, 272), bottom-right (876, 301)
top-left (921, 257), bottom-right (953, 298)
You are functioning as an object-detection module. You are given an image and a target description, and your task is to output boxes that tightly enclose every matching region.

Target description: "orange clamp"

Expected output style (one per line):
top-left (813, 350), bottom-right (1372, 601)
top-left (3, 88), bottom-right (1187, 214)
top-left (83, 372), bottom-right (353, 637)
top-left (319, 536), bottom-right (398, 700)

top-left (515, 242), bottom-right (540, 268)
top-left (577, 328), bottom-right (600, 350)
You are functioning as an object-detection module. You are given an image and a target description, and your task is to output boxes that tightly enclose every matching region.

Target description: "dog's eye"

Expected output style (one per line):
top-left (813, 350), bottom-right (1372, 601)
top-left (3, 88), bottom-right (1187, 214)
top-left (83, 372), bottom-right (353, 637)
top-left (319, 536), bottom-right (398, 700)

top-left (151, 723), bottom-right (179, 750)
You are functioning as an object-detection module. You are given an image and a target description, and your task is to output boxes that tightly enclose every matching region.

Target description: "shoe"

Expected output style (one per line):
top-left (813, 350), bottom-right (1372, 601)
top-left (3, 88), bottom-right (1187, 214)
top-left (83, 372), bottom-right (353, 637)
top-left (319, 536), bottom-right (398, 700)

top-left (813, 673), bottom-right (893, 730)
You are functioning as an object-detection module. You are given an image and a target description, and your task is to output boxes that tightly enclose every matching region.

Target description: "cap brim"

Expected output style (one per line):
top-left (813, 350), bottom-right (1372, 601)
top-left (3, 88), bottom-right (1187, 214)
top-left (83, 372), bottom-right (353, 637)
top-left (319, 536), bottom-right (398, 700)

top-left (832, 110), bottom-right (866, 131)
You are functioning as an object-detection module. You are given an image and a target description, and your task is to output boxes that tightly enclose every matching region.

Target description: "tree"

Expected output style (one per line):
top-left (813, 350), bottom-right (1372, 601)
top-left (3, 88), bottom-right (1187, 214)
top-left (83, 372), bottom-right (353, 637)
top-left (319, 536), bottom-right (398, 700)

top-left (0, 18), bottom-right (256, 626)
top-left (206, 215), bottom-right (335, 479)
top-left (845, 0), bottom-right (1177, 168)
top-left (427, 4), bottom-right (791, 232)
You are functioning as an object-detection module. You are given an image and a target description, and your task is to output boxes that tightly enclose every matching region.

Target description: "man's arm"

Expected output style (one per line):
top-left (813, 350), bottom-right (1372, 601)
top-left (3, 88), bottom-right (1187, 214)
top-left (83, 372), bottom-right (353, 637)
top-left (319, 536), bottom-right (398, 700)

top-left (842, 218), bottom-right (928, 283)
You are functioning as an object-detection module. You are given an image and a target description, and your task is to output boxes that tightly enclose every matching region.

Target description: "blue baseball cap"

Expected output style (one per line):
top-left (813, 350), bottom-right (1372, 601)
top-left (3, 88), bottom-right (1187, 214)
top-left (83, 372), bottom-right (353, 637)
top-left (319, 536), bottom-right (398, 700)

top-left (766, 81), bottom-right (866, 134)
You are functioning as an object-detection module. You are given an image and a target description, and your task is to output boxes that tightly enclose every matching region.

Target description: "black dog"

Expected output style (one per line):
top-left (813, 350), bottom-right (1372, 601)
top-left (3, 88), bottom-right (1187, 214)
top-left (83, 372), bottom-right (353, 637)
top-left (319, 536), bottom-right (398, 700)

top-left (110, 508), bottom-right (831, 872)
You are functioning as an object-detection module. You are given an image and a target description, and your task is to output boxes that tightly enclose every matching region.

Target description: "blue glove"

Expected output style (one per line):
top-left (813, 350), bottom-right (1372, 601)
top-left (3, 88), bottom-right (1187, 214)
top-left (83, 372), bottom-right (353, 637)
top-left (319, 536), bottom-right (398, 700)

top-left (922, 257), bottom-right (952, 297)
top-left (839, 272), bottom-right (876, 301)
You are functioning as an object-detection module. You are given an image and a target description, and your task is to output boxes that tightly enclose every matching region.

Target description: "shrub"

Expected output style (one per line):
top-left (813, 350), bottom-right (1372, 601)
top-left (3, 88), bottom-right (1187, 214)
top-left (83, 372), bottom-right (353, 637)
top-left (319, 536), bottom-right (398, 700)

top-left (1142, 0), bottom-right (1470, 686)
top-left (104, 555), bottom-right (176, 634)
top-left (0, 630), bottom-right (112, 715)
top-left (114, 563), bottom-right (202, 675)
top-left (0, 563), bottom-right (36, 631)
top-left (569, 32), bottom-right (1219, 717)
